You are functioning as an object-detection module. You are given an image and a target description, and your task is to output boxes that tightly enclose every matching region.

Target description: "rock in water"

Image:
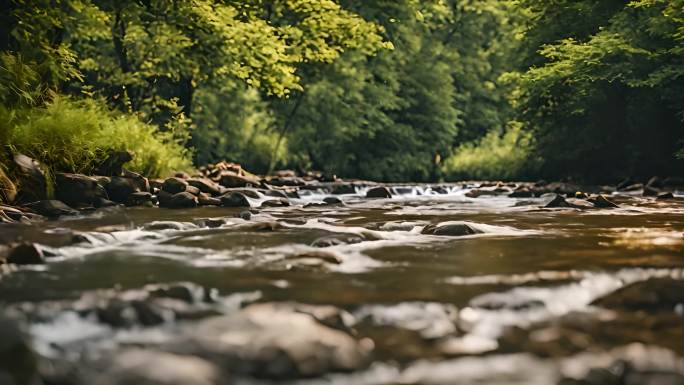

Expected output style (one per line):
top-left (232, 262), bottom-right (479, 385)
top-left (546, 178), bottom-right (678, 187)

top-left (588, 194), bottom-right (619, 208)
top-left (55, 173), bottom-right (107, 207)
top-left (220, 192), bottom-right (251, 208)
top-left (421, 222), bottom-right (483, 236)
top-left (657, 192), bottom-right (675, 200)
top-left (24, 200), bottom-right (78, 217)
top-left (174, 303), bottom-right (372, 379)
top-left (163, 192), bottom-right (198, 209)
top-left (0, 316), bottom-right (41, 385)
top-left (4, 243), bottom-right (45, 265)
top-left (311, 234), bottom-right (364, 247)
top-left (218, 171), bottom-right (261, 188)
top-left (592, 279), bottom-right (684, 312)
top-left (366, 186), bottom-right (392, 199)
top-left (162, 177), bottom-right (189, 194)
top-left (188, 178), bottom-right (221, 196)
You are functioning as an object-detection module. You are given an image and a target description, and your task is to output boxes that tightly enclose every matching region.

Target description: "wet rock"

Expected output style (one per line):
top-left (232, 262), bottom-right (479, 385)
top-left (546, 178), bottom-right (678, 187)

top-left (144, 221), bottom-right (198, 231)
top-left (187, 178), bottom-right (221, 196)
top-left (94, 197), bottom-right (118, 208)
top-left (162, 177), bottom-right (189, 194)
top-left (88, 349), bottom-right (220, 385)
top-left (587, 194), bottom-right (619, 208)
top-left (3, 242), bottom-right (45, 265)
top-left (592, 279), bottom-right (684, 312)
top-left (126, 191), bottom-right (154, 207)
top-left (174, 303), bottom-right (373, 378)
top-left (24, 200), bottom-right (78, 217)
top-left (311, 234), bottom-right (365, 248)
top-left (261, 189), bottom-right (288, 199)
top-left (260, 198), bottom-right (290, 208)
top-left (241, 221), bottom-right (283, 232)
top-left (222, 188), bottom-right (260, 199)
top-left (0, 316), bottom-right (41, 385)
top-left (509, 187), bottom-right (534, 198)
top-left (421, 222), bottom-right (483, 236)
top-left (13, 154), bottom-right (48, 204)
top-left (197, 194), bottom-right (221, 206)
top-left (542, 181), bottom-right (582, 196)
top-left (218, 171), bottom-right (261, 188)
top-left (379, 221), bottom-right (427, 231)
top-left (160, 192), bottom-right (198, 209)
top-left (220, 192), bottom-right (251, 208)
top-left (96, 150), bottom-right (133, 176)
top-left (174, 171), bottom-right (191, 179)
top-left (575, 191), bottom-right (589, 199)
top-left (431, 186), bottom-right (448, 194)
top-left (148, 283), bottom-right (207, 303)
top-left (323, 196), bottom-right (343, 205)
top-left (621, 183), bottom-right (644, 192)
top-left (366, 186), bottom-right (392, 199)
top-left (657, 192), bottom-right (675, 200)
top-left (106, 174), bottom-right (149, 204)
top-left (267, 177), bottom-right (307, 187)
top-left (465, 189), bottom-right (499, 198)
top-left (331, 184), bottom-right (356, 195)
top-left (544, 194), bottom-right (591, 209)
top-left (0, 167), bottom-right (17, 204)
top-left (286, 250), bottom-right (343, 265)
top-left (238, 211), bottom-right (252, 220)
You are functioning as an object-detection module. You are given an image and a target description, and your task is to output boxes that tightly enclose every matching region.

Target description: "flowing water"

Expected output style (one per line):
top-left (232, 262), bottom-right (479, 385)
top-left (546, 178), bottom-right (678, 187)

top-left (2, 185), bottom-right (684, 384)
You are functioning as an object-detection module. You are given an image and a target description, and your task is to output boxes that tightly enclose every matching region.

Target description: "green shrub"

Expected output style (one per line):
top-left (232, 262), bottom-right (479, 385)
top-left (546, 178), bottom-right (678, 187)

top-left (443, 123), bottom-right (537, 181)
top-left (1, 96), bottom-right (192, 179)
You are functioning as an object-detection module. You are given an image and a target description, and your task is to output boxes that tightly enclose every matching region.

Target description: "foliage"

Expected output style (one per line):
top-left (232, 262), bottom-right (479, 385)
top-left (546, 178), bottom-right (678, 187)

top-left (443, 123), bottom-right (536, 181)
top-left (507, 0), bottom-right (684, 181)
top-left (1, 97), bottom-right (191, 178)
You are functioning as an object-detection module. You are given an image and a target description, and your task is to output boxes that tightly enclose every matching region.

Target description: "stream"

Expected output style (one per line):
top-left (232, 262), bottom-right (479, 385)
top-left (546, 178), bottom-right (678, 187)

top-left (1, 184), bottom-right (684, 385)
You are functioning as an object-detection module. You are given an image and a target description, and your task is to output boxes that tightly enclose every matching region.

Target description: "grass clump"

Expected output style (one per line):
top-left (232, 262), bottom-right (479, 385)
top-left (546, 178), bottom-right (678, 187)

top-left (0, 96), bottom-right (192, 179)
top-left (443, 123), bottom-right (537, 181)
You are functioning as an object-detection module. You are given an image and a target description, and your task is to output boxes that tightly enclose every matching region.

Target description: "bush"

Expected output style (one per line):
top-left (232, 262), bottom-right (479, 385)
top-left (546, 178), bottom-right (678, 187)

top-left (443, 123), bottom-right (537, 181)
top-left (1, 96), bottom-right (192, 179)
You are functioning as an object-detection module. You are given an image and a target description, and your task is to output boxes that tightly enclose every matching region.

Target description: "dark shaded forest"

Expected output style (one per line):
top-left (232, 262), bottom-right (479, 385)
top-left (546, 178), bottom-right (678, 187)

top-left (1, 0), bottom-right (683, 188)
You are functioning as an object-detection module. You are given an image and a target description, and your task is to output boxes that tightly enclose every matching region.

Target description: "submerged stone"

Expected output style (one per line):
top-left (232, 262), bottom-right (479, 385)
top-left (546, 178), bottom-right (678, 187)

top-left (421, 222), bottom-right (483, 236)
top-left (366, 186), bottom-right (392, 199)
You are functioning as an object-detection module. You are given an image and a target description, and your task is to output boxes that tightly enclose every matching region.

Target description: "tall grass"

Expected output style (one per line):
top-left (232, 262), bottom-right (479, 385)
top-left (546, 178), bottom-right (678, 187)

top-left (1, 96), bottom-right (192, 179)
top-left (443, 123), bottom-right (537, 181)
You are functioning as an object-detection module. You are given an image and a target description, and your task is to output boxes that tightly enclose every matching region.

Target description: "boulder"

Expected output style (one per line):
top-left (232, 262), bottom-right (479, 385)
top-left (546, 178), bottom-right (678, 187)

top-left (218, 171), bottom-right (261, 188)
top-left (588, 194), bottom-right (619, 208)
top-left (323, 196), bottom-right (343, 205)
top-left (13, 154), bottom-right (48, 204)
top-left (187, 178), bottom-right (221, 196)
top-left (96, 150), bottom-right (133, 176)
top-left (366, 186), bottom-right (392, 199)
top-left (260, 198), bottom-right (290, 208)
top-left (197, 194), bottom-right (221, 206)
top-left (3, 243), bottom-right (45, 265)
top-left (592, 279), bottom-right (684, 312)
top-left (544, 194), bottom-right (594, 209)
top-left (421, 222), bottom-right (483, 236)
top-left (122, 169), bottom-right (150, 192)
top-left (162, 192), bottom-right (198, 209)
top-left (220, 192), bottom-right (251, 208)
top-left (508, 188), bottom-right (534, 198)
top-left (24, 200), bottom-right (78, 217)
top-left (162, 177), bottom-right (189, 194)
top-left (657, 192), bottom-right (675, 200)
top-left (55, 173), bottom-right (107, 207)
top-left (311, 234), bottom-right (364, 248)
top-left (173, 303), bottom-right (372, 378)
top-left (107, 176), bottom-right (147, 204)
top-left (0, 316), bottom-right (41, 385)
top-left (465, 189), bottom-right (499, 198)
top-left (331, 184), bottom-right (356, 195)
top-left (126, 192), bottom-right (155, 207)
top-left (267, 177), bottom-right (306, 187)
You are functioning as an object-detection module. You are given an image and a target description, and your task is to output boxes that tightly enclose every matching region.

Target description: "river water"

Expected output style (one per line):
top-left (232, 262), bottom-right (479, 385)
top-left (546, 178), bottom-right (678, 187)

top-left (1, 184), bottom-right (684, 384)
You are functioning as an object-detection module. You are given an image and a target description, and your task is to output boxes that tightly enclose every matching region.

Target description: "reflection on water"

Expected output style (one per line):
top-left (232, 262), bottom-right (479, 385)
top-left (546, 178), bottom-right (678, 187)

top-left (1, 185), bottom-right (684, 384)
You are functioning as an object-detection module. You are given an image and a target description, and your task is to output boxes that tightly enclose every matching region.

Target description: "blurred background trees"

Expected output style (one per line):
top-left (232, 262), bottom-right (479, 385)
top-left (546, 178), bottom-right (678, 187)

top-left (1, 0), bottom-right (683, 182)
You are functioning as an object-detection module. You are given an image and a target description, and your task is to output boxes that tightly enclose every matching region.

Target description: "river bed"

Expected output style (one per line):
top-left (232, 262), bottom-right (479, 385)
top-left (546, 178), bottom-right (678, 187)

top-left (1, 184), bottom-right (684, 384)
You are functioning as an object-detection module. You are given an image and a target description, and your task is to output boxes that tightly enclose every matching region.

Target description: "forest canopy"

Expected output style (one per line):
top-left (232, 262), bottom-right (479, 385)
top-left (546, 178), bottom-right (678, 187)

top-left (1, 0), bottom-right (683, 183)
